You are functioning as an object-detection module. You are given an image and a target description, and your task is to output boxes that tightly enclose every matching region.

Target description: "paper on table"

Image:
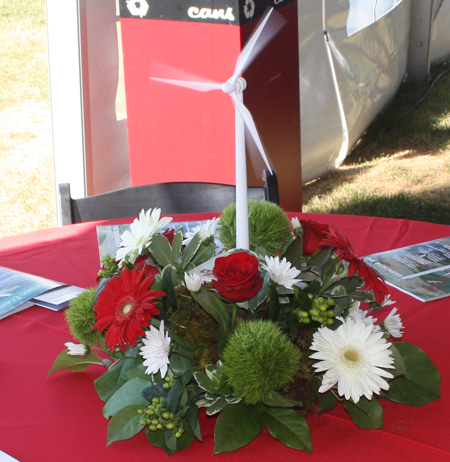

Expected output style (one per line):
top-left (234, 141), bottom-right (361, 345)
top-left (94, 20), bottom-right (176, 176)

top-left (31, 285), bottom-right (84, 310)
top-left (0, 266), bottom-right (83, 320)
top-left (0, 449), bottom-right (20, 462)
top-left (96, 220), bottom-right (214, 261)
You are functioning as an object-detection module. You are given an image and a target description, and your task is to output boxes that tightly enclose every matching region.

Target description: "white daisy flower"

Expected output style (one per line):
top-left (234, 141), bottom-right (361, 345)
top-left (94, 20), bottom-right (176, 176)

top-left (291, 217), bottom-right (302, 230)
top-left (261, 255), bottom-right (301, 290)
top-left (381, 295), bottom-right (396, 307)
top-left (184, 272), bottom-right (203, 292)
top-left (310, 317), bottom-right (394, 403)
top-left (349, 305), bottom-right (381, 333)
top-left (382, 307), bottom-right (404, 338)
top-left (140, 321), bottom-right (171, 378)
top-left (116, 208), bottom-right (172, 264)
top-left (65, 342), bottom-right (87, 356)
top-left (183, 218), bottom-right (220, 246)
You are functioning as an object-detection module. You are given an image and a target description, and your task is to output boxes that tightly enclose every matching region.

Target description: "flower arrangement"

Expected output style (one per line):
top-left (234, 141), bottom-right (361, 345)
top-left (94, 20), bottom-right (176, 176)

top-left (49, 201), bottom-right (440, 455)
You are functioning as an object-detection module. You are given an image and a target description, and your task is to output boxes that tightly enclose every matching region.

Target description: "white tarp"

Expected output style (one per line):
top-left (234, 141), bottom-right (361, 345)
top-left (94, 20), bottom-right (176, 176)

top-left (430, 0), bottom-right (450, 65)
top-left (299, 0), bottom-right (411, 183)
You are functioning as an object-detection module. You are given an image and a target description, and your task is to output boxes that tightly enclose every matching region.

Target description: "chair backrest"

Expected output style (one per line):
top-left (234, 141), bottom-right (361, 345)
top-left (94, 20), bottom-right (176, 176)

top-left (59, 171), bottom-right (279, 225)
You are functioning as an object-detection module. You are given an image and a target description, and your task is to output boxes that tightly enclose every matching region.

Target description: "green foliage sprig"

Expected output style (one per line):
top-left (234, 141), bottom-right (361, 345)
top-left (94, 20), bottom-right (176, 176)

top-left (219, 200), bottom-right (293, 255)
top-left (222, 320), bottom-right (301, 404)
top-left (64, 287), bottom-right (99, 346)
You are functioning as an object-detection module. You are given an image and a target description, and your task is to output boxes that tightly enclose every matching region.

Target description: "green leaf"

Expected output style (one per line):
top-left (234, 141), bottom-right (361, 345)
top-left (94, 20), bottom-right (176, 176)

top-left (381, 342), bottom-right (440, 406)
top-left (181, 233), bottom-right (202, 268)
top-left (145, 418), bottom-right (196, 455)
top-left (294, 287), bottom-right (312, 311)
top-left (206, 396), bottom-right (227, 415)
top-left (142, 384), bottom-right (168, 403)
top-left (126, 363), bottom-right (151, 381)
top-left (171, 229), bottom-right (183, 262)
top-left (185, 404), bottom-right (202, 441)
top-left (191, 288), bottom-right (230, 340)
top-left (150, 234), bottom-right (173, 266)
top-left (160, 265), bottom-right (178, 316)
top-left (311, 378), bottom-right (338, 414)
top-left (94, 349), bottom-right (141, 402)
top-left (170, 351), bottom-right (193, 377)
top-left (344, 397), bottom-right (383, 429)
top-left (95, 364), bottom-right (123, 402)
top-left (389, 343), bottom-right (406, 378)
top-left (106, 404), bottom-right (144, 445)
top-left (281, 238), bottom-right (303, 271)
top-left (191, 243), bottom-right (215, 266)
top-left (194, 361), bottom-right (232, 396)
top-left (309, 246), bottom-right (334, 271)
top-left (167, 379), bottom-right (184, 413)
top-left (145, 426), bottom-right (175, 456)
top-left (263, 394), bottom-right (301, 408)
top-left (346, 291), bottom-right (375, 302)
top-left (47, 349), bottom-right (104, 376)
top-left (102, 377), bottom-right (151, 418)
top-left (165, 431), bottom-right (178, 451)
top-left (194, 371), bottom-right (218, 394)
top-left (173, 416), bottom-right (195, 451)
top-left (268, 285), bottom-right (280, 321)
top-left (246, 273), bottom-right (271, 313)
top-left (214, 402), bottom-right (264, 454)
top-left (262, 407), bottom-right (312, 453)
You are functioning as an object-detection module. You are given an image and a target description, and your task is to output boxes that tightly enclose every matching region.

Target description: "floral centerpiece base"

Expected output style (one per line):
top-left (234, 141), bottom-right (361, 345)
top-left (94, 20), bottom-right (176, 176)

top-left (49, 201), bottom-right (440, 455)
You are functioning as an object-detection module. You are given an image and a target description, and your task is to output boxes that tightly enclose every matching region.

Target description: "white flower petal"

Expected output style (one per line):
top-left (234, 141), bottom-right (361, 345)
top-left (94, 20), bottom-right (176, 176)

top-left (382, 307), bottom-right (404, 338)
top-left (140, 321), bottom-right (171, 378)
top-left (183, 218), bottom-right (220, 246)
top-left (262, 255), bottom-right (301, 290)
top-left (184, 272), bottom-right (203, 292)
top-left (291, 217), bottom-right (301, 230)
top-left (310, 317), bottom-right (394, 403)
top-left (349, 306), bottom-right (381, 334)
top-left (65, 342), bottom-right (87, 356)
top-left (116, 208), bottom-right (173, 264)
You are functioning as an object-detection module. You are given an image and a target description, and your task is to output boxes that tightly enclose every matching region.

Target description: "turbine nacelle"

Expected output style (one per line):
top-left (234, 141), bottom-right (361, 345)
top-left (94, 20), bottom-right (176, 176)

top-left (222, 77), bottom-right (247, 95)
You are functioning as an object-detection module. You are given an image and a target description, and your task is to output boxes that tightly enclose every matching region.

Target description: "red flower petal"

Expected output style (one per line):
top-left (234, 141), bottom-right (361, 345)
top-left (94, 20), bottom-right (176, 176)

top-left (212, 252), bottom-right (263, 303)
top-left (92, 267), bottom-right (165, 351)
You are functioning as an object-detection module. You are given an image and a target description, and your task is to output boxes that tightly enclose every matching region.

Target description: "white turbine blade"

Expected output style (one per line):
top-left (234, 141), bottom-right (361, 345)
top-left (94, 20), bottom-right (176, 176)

top-left (231, 94), bottom-right (273, 173)
top-left (150, 60), bottom-right (222, 92)
top-left (232, 7), bottom-right (286, 80)
top-left (151, 77), bottom-right (221, 92)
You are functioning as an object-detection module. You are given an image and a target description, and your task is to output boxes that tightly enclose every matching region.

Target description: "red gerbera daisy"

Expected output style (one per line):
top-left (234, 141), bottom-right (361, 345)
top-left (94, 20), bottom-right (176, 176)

top-left (92, 267), bottom-right (165, 351)
top-left (320, 226), bottom-right (389, 303)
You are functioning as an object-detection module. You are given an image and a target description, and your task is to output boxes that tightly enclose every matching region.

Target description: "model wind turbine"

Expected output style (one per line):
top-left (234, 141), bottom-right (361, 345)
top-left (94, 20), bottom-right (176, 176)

top-left (151, 7), bottom-right (286, 249)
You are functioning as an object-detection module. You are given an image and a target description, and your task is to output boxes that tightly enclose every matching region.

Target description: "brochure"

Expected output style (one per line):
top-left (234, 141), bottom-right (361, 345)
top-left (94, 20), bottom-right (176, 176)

top-left (96, 220), bottom-right (213, 261)
top-left (363, 236), bottom-right (450, 302)
top-left (0, 449), bottom-right (20, 462)
top-left (0, 266), bottom-right (83, 320)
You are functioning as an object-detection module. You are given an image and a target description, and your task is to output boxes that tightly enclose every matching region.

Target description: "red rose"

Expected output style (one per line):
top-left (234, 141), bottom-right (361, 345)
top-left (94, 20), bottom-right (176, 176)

top-left (300, 220), bottom-right (331, 256)
top-left (212, 252), bottom-right (263, 303)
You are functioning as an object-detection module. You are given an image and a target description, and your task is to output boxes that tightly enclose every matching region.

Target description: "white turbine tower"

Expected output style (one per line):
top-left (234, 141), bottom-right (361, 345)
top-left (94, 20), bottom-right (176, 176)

top-left (151, 7), bottom-right (286, 249)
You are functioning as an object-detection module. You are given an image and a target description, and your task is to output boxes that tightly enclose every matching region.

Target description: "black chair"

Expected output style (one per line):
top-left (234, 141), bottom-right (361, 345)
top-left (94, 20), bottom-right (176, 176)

top-left (59, 170), bottom-right (279, 225)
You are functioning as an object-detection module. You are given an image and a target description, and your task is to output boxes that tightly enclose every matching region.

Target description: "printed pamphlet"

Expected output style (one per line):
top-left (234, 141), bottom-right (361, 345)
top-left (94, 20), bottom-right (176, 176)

top-left (96, 220), bottom-right (215, 261)
top-left (0, 266), bottom-right (83, 320)
top-left (363, 236), bottom-right (450, 302)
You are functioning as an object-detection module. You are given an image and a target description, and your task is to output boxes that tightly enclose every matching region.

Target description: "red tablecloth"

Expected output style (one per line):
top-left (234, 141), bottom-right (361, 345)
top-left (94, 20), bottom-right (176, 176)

top-left (1, 213), bottom-right (450, 462)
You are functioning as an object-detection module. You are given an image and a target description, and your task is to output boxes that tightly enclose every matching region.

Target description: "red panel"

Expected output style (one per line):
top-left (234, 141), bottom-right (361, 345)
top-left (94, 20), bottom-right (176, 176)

top-left (121, 19), bottom-right (241, 185)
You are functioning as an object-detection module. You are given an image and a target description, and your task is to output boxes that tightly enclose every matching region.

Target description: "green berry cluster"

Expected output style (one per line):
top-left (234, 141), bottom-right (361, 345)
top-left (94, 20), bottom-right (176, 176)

top-left (97, 255), bottom-right (119, 279)
top-left (162, 376), bottom-right (176, 390)
top-left (296, 295), bottom-right (335, 325)
top-left (138, 397), bottom-right (185, 438)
